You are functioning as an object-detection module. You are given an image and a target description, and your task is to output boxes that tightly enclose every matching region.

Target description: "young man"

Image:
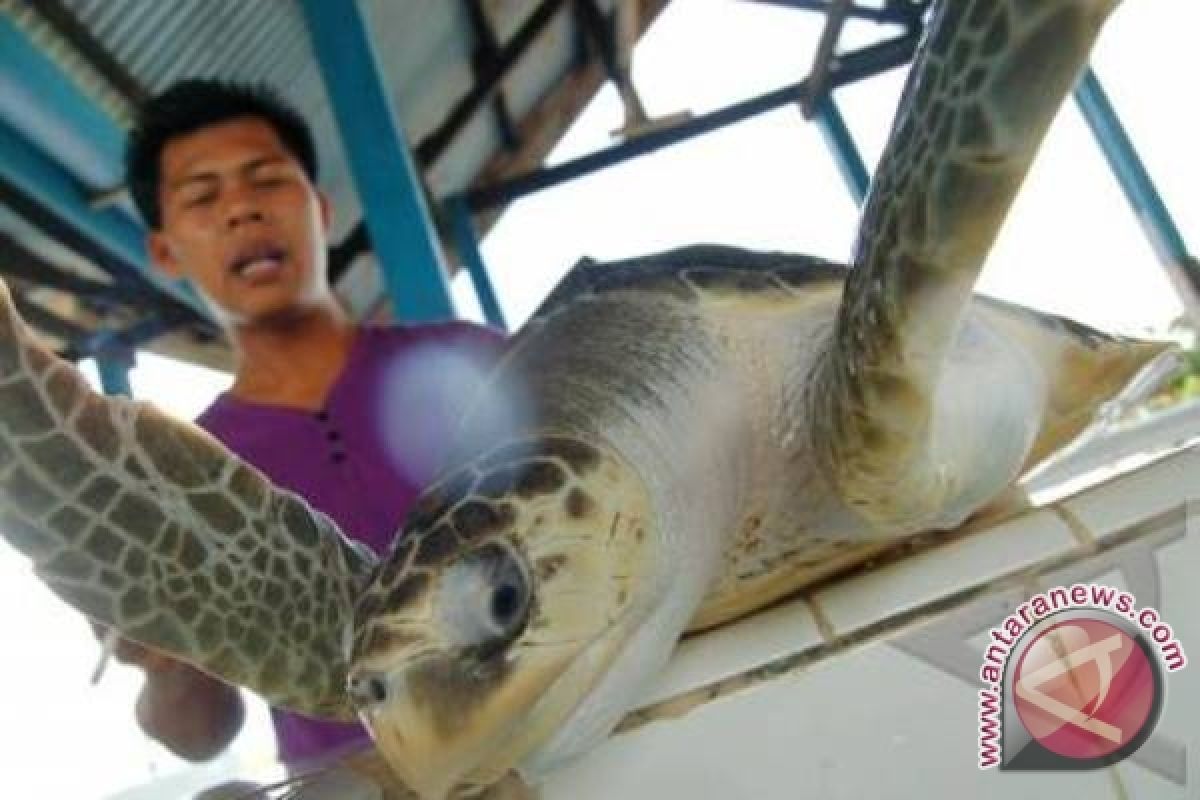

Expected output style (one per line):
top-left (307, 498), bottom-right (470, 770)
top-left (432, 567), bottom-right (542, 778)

top-left (110, 79), bottom-right (507, 765)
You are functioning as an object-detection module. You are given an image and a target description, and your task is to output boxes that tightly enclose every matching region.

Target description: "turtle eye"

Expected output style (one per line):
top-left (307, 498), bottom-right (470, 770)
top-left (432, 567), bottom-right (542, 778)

top-left (490, 582), bottom-right (523, 629)
top-left (438, 541), bottom-right (531, 652)
top-left (478, 543), bottom-right (530, 641)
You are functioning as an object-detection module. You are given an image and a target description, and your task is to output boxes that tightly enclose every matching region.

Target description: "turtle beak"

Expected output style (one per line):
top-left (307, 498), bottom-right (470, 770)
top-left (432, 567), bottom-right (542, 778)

top-left (349, 646), bottom-right (567, 800)
top-left (349, 663), bottom-right (463, 800)
top-left (350, 627), bottom-right (616, 800)
top-left (365, 704), bottom-right (459, 800)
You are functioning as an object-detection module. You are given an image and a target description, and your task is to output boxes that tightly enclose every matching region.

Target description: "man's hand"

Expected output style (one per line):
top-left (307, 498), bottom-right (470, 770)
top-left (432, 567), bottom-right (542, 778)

top-left (134, 656), bottom-right (246, 761)
top-left (93, 624), bottom-right (246, 761)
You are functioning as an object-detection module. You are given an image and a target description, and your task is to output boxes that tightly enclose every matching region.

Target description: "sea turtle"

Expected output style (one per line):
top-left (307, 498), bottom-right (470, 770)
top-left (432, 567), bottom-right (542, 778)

top-left (0, 0), bottom-right (1172, 797)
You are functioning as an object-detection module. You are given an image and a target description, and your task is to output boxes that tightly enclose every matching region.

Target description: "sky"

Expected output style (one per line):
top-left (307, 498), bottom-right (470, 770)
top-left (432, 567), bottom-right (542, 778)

top-left (0, 1), bottom-right (1197, 797)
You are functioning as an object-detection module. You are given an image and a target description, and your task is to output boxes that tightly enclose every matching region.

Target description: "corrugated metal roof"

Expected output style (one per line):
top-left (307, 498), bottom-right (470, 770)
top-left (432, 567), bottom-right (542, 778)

top-left (0, 0), bottom-right (663, 367)
top-left (0, 0), bottom-right (132, 124)
top-left (58, 0), bottom-right (358, 238)
top-left (48, 0), bottom-right (621, 241)
top-left (65, 0), bottom-right (311, 94)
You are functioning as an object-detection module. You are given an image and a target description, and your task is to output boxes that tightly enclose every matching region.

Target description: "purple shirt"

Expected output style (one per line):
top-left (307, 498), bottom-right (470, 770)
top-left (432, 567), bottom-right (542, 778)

top-left (195, 321), bottom-right (507, 764)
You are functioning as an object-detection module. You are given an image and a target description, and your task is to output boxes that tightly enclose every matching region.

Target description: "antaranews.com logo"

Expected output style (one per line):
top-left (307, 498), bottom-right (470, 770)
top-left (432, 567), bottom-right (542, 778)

top-left (978, 583), bottom-right (1186, 770)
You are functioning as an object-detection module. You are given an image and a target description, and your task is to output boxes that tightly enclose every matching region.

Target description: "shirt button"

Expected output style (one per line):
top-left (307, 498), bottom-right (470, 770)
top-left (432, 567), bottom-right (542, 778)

top-left (315, 410), bottom-right (330, 423)
top-left (326, 430), bottom-right (341, 442)
top-left (331, 451), bottom-right (347, 464)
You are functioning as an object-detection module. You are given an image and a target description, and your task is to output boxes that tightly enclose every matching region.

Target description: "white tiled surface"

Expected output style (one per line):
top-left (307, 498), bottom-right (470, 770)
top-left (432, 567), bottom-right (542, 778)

top-left (1059, 446), bottom-right (1200, 542)
top-left (138, 433), bottom-right (1197, 799)
top-left (811, 510), bottom-right (1077, 636)
top-left (1026, 401), bottom-right (1200, 500)
top-left (1114, 523), bottom-right (1198, 800)
top-left (546, 525), bottom-right (1198, 799)
top-left (541, 439), bottom-right (1200, 799)
top-left (544, 636), bottom-right (1120, 800)
top-left (634, 595), bottom-right (824, 708)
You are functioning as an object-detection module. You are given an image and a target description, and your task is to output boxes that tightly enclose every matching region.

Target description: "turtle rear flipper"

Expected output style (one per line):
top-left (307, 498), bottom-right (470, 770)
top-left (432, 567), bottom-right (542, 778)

top-left (814, 0), bottom-right (1125, 530)
top-left (976, 296), bottom-right (1179, 475)
top-left (0, 277), bottom-right (374, 720)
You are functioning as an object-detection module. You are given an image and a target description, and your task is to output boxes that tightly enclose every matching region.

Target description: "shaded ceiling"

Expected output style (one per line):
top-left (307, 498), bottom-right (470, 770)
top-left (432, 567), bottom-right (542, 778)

top-left (0, 0), bottom-right (675, 373)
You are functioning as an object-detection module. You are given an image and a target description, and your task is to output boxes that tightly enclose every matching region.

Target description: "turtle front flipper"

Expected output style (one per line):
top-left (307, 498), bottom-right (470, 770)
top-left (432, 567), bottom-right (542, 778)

top-left (0, 278), bottom-right (374, 720)
top-left (813, 0), bottom-right (1125, 531)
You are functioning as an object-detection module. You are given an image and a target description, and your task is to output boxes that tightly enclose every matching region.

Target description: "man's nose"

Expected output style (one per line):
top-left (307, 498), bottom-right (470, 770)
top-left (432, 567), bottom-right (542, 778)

top-left (222, 185), bottom-right (265, 230)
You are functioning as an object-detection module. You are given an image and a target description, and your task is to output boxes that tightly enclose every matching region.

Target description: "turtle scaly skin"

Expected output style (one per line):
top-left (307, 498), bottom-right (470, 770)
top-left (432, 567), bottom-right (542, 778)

top-left (339, 1), bottom-right (1161, 795)
top-left (813, 0), bottom-right (1130, 532)
top-left (0, 277), bottom-right (373, 719)
top-left (0, 1), bottom-right (1173, 798)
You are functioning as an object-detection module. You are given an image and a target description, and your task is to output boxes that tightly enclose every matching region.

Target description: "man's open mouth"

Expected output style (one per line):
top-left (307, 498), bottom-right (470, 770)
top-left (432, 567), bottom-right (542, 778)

top-left (229, 243), bottom-right (288, 280)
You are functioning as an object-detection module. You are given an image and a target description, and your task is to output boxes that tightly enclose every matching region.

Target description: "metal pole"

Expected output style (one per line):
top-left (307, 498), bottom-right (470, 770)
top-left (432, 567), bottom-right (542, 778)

top-left (1073, 67), bottom-right (1200, 322)
top-left (95, 347), bottom-right (133, 397)
top-left (748, 0), bottom-right (924, 26)
top-left (0, 12), bottom-right (209, 320)
top-left (0, 122), bottom-right (210, 320)
top-left (0, 10), bottom-right (127, 192)
top-left (466, 31), bottom-right (920, 210)
top-left (447, 196), bottom-right (508, 331)
top-left (811, 93), bottom-right (869, 206)
top-left (299, 0), bottom-right (457, 323)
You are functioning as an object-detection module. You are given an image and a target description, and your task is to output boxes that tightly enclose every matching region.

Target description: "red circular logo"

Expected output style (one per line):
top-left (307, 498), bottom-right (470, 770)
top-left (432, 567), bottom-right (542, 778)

top-left (1012, 618), bottom-right (1158, 760)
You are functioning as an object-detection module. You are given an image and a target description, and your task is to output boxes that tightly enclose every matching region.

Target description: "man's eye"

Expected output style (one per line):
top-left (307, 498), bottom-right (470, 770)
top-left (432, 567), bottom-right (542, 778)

top-left (254, 173), bottom-right (288, 188)
top-left (183, 193), bottom-right (216, 208)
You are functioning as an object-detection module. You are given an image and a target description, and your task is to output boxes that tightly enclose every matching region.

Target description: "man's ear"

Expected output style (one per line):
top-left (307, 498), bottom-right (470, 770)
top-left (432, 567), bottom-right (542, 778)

top-left (147, 231), bottom-right (184, 279)
top-left (317, 190), bottom-right (333, 234)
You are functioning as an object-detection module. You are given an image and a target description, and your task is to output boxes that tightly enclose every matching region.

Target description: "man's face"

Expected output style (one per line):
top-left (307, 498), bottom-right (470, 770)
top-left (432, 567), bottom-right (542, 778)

top-left (147, 116), bottom-right (333, 326)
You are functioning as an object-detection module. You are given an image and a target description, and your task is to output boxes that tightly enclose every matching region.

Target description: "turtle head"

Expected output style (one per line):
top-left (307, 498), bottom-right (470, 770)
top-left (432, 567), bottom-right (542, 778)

top-left (347, 435), bottom-right (656, 799)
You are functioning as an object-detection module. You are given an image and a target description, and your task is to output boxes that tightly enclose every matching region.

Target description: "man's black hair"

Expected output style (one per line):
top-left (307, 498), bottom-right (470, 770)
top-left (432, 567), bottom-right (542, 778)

top-left (125, 78), bottom-right (318, 229)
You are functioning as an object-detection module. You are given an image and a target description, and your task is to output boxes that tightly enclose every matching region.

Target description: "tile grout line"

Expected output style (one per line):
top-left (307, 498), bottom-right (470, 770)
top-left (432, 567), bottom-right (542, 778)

top-left (820, 502), bottom-right (1187, 645)
top-left (810, 512), bottom-right (1082, 640)
top-left (617, 504), bottom-right (1188, 737)
top-left (1106, 765), bottom-right (1131, 800)
top-left (803, 593), bottom-right (837, 643)
top-left (1051, 501), bottom-right (1099, 550)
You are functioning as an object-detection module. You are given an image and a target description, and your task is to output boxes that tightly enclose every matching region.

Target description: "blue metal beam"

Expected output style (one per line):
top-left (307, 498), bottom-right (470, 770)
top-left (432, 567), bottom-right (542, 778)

top-left (0, 10), bottom-right (209, 321)
top-left (95, 350), bottom-right (133, 397)
top-left (750, 0), bottom-right (928, 26)
top-left (76, 313), bottom-right (183, 362)
top-left (298, 0), bottom-right (457, 324)
top-left (0, 120), bottom-right (209, 319)
top-left (466, 30), bottom-right (920, 210)
top-left (1073, 67), bottom-right (1200, 299)
top-left (812, 93), bottom-right (869, 206)
top-left (447, 196), bottom-right (508, 331)
top-left (0, 11), bottom-right (126, 190)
